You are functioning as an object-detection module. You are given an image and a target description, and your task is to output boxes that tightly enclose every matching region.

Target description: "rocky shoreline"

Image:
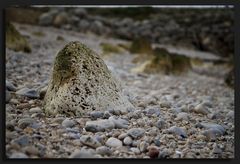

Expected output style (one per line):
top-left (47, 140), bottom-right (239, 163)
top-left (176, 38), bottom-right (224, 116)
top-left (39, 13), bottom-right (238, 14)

top-left (5, 23), bottom-right (234, 159)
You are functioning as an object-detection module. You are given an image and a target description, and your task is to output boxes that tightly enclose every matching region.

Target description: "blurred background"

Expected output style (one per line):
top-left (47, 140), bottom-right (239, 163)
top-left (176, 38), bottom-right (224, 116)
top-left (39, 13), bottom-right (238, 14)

top-left (5, 5), bottom-right (234, 87)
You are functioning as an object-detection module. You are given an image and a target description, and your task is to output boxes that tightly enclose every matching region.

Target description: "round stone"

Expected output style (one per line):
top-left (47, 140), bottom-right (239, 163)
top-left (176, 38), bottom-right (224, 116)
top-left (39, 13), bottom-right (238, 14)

top-left (106, 137), bottom-right (122, 148)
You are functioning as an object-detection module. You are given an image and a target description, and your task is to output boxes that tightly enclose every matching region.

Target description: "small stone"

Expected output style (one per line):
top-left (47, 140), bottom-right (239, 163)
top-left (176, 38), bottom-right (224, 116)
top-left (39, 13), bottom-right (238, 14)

top-left (13, 135), bottom-right (30, 146)
top-left (148, 146), bottom-right (159, 159)
top-left (118, 133), bottom-right (128, 140)
top-left (106, 137), bottom-right (122, 148)
top-left (127, 128), bottom-right (145, 139)
top-left (6, 123), bottom-right (15, 131)
top-left (139, 141), bottom-right (149, 152)
top-left (156, 118), bottom-right (165, 129)
top-left (96, 146), bottom-right (112, 156)
top-left (158, 149), bottom-right (170, 158)
top-left (62, 118), bottom-right (76, 128)
top-left (16, 88), bottom-right (39, 99)
top-left (226, 111), bottom-right (234, 119)
top-left (18, 118), bottom-right (35, 129)
top-left (9, 152), bottom-right (28, 158)
top-left (80, 135), bottom-right (102, 148)
top-left (69, 148), bottom-right (95, 158)
top-left (6, 80), bottom-right (17, 91)
top-left (123, 136), bottom-right (132, 145)
top-left (29, 107), bottom-right (42, 114)
top-left (24, 146), bottom-right (39, 156)
top-left (202, 128), bottom-right (223, 141)
top-left (144, 107), bottom-right (161, 116)
top-left (212, 143), bottom-right (222, 154)
top-left (90, 111), bottom-right (104, 120)
top-left (39, 86), bottom-right (48, 99)
top-left (85, 119), bottom-right (115, 132)
top-left (194, 103), bottom-right (210, 115)
top-left (109, 116), bottom-right (129, 129)
top-left (130, 147), bottom-right (140, 154)
top-left (176, 112), bottom-right (189, 121)
top-left (167, 126), bottom-right (187, 138)
top-left (197, 122), bottom-right (225, 134)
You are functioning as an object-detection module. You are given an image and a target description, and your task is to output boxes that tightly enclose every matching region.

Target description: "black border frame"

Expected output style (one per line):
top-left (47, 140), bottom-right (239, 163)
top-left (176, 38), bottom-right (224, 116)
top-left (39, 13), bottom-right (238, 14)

top-left (1, 0), bottom-right (239, 164)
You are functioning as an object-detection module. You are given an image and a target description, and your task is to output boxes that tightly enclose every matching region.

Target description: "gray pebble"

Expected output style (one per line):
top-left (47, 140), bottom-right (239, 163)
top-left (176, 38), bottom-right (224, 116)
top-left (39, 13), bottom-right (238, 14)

top-left (168, 126), bottom-right (187, 138)
top-left (194, 103), bottom-right (210, 115)
top-left (90, 111), bottom-right (104, 120)
top-left (29, 107), bottom-right (42, 114)
top-left (130, 147), bottom-right (140, 154)
top-left (96, 146), bottom-right (112, 156)
top-left (118, 133), bottom-right (128, 140)
top-left (123, 136), bottom-right (132, 145)
top-left (109, 116), bottom-right (129, 129)
top-left (144, 107), bottom-right (161, 116)
top-left (197, 122), bottom-right (225, 134)
top-left (13, 135), bottom-right (30, 146)
top-left (62, 118), bottom-right (76, 128)
top-left (80, 135), bottom-right (102, 148)
top-left (127, 128), bottom-right (145, 139)
top-left (103, 111), bottom-right (111, 119)
top-left (18, 118), bottom-right (35, 129)
top-left (226, 111), bottom-right (234, 119)
top-left (69, 148), bottom-right (96, 158)
top-left (6, 80), bottom-right (17, 91)
top-left (106, 137), bottom-right (122, 148)
top-left (9, 152), bottom-right (28, 158)
top-left (16, 88), bottom-right (39, 99)
top-left (85, 119), bottom-right (115, 132)
top-left (156, 118), bottom-right (165, 129)
top-left (176, 112), bottom-right (189, 121)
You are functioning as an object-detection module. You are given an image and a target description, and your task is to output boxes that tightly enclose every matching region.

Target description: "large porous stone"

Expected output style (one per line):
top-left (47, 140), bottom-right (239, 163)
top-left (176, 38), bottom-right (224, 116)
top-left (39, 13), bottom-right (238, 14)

top-left (43, 41), bottom-right (133, 116)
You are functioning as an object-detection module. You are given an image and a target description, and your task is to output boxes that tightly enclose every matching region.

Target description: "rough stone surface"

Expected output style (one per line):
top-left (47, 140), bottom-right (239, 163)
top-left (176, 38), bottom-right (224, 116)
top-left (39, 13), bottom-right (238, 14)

top-left (43, 41), bottom-right (133, 116)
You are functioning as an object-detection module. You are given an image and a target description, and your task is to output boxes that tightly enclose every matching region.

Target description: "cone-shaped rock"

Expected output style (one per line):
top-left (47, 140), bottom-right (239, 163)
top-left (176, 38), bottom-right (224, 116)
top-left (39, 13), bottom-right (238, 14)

top-left (44, 41), bottom-right (133, 116)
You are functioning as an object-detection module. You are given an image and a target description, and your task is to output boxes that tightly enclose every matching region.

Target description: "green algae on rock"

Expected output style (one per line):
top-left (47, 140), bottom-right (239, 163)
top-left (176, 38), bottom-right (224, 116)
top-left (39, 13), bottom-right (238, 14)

top-left (44, 41), bottom-right (133, 116)
top-left (6, 22), bottom-right (31, 53)
top-left (131, 47), bottom-right (191, 75)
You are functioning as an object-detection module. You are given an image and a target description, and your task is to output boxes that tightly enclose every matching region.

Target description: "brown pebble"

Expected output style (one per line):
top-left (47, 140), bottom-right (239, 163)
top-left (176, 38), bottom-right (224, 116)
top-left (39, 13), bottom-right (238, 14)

top-left (148, 146), bottom-right (159, 158)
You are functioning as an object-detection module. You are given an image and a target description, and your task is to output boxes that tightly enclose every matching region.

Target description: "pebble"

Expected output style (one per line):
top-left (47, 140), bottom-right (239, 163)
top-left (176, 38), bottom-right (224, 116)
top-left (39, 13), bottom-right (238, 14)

top-left (80, 135), bottom-right (102, 148)
top-left (106, 137), bottom-right (122, 148)
top-left (158, 149), bottom-right (170, 158)
top-left (212, 143), bottom-right (222, 154)
top-left (109, 116), bottom-right (129, 129)
top-left (194, 103), bottom-right (210, 115)
top-left (118, 133), bottom-right (128, 140)
top-left (175, 112), bottom-right (189, 121)
top-left (123, 136), bottom-right (132, 145)
top-left (139, 141), bottom-right (149, 152)
top-left (197, 122), bottom-right (225, 134)
top-left (18, 118), bottom-right (35, 129)
top-left (24, 146), bottom-right (39, 156)
top-left (61, 118), bottom-right (76, 128)
top-left (144, 107), bottom-right (161, 116)
top-left (96, 146), bottom-right (112, 156)
top-left (85, 119), bottom-right (115, 132)
top-left (13, 135), bottom-right (30, 146)
top-left (148, 146), bottom-right (159, 158)
top-left (130, 147), bottom-right (140, 154)
top-left (9, 152), bottom-right (28, 158)
top-left (156, 118), bottom-right (165, 129)
top-left (127, 128), bottom-right (145, 139)
top-left (16, 88), bottom-right (39, 99)
top-left (39, 86), bottom-right (48, 99)
top-left (6, 80), bottom-right (17, 91)
top-left (29, 107), bottom-right (42, 114)
top-left (226, 111), bottom-right (234, 119)
top-left (69, 148), bottom-right (96, 158)
top-left (167, 126), bottom-right (187, 138)
top-left (202, 128), bottom-right (223, 141)
top-left (90, 111), bottom-right (104, 120)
